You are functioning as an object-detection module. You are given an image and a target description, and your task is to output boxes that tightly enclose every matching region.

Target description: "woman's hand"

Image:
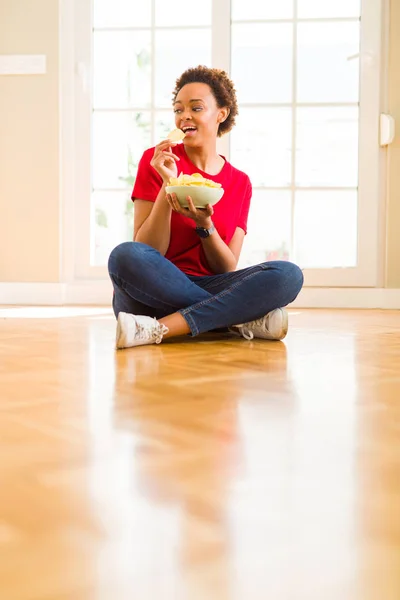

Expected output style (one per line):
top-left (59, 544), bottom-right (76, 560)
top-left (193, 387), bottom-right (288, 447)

top-left (167, 193), bottom-right (214, 228)
top-left (150, 140), bottom-right (180, 184)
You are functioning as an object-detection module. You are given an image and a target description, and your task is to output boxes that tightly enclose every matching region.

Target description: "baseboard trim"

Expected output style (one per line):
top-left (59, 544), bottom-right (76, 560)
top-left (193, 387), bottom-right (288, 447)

top-left (1, 282), bottom-right (400, 309)
top-left (0, 281), bottom-right (113, 306)
top-left (290, 287), bottom-right (400, 309)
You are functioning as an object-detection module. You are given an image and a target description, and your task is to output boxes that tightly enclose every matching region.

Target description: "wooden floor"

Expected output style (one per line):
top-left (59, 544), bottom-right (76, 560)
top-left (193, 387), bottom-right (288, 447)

top-left (0, 307), bottom-right (399, 600)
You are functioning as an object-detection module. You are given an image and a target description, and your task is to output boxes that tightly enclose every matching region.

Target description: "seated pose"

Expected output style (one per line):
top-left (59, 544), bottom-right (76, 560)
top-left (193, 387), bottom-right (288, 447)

top-left (108, 66), bottom-right (303, 349)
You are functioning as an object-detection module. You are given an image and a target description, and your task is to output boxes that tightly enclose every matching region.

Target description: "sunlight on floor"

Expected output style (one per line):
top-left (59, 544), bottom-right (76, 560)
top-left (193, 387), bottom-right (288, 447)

top-left (0, 307), bottom-right (114, 319)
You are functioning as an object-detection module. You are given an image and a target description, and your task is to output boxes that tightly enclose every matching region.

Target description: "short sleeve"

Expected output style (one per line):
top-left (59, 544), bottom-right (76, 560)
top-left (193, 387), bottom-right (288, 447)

top-left (131, 148), bottom-right (163, 203)
top-left (237, 178), bottom-right (252, 234)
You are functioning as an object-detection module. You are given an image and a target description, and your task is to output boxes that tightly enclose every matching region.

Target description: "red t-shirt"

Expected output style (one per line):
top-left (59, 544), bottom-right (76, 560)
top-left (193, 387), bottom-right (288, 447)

top-left (132, 143), bottom-right (252, 276)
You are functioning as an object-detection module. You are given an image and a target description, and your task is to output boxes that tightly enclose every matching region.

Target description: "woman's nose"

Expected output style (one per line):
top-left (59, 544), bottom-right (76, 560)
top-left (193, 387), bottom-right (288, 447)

top-left (180, 109), bottom-right (192, 121)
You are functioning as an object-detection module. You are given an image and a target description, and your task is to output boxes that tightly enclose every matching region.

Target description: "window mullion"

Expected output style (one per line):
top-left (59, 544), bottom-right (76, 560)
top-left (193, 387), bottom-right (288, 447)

top-left (151, 0), bottom-right (156, 146)
top-left (290, 0), bottom-right (298, 260)
top-left (213, 0), bottom-right (231, 160)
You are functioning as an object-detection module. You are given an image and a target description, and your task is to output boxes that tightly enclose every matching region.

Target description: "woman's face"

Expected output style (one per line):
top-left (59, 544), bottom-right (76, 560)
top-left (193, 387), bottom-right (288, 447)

top-left (173, 82), bottom-right (228, 147)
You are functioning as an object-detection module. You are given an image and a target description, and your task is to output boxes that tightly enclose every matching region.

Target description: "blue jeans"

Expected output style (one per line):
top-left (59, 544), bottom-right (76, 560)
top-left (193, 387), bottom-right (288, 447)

top-left (108, 242), bottom-right (304, 336)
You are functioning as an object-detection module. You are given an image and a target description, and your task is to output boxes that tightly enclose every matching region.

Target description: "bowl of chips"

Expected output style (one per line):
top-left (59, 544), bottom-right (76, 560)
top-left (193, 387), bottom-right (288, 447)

top-left (166, 173), bottom-right (224, 208)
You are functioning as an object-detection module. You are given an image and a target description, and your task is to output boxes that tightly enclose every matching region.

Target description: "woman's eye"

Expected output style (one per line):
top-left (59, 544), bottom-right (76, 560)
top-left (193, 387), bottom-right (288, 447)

top-left (174, 106), bottom-right (202, 113)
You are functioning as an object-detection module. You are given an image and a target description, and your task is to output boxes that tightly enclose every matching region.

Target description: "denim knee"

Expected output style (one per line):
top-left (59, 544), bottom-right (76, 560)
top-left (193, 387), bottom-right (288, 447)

top-left (279, 261), bottom-right (304, 301)
top-left (108, 241), bottom-right (152, 277)
top-left (262, 260), bottom-right (304, 304)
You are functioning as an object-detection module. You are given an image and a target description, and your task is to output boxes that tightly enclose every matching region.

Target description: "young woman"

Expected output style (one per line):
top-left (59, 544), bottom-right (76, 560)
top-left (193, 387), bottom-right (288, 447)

top-left (108, 66), bottom-right (303, 349)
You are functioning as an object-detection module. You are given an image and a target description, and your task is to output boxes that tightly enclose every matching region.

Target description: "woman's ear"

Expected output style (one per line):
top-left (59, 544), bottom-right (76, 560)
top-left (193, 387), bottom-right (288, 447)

top-left (218, 107), bottom-right (230, 123)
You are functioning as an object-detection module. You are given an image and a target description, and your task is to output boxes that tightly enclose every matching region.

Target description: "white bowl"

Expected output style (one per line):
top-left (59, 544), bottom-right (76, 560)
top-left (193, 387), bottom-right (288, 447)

top-left (165, 185), bottom-right (224, 208)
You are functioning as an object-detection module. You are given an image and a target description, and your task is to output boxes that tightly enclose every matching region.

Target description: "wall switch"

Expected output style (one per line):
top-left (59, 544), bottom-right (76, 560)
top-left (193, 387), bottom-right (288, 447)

top-left (380, 113), bottom-right (395, 147)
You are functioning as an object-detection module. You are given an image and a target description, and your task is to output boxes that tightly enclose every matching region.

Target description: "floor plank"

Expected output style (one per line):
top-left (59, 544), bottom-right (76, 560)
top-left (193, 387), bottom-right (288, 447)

top-left (0, 307), bottom-right (399, 600)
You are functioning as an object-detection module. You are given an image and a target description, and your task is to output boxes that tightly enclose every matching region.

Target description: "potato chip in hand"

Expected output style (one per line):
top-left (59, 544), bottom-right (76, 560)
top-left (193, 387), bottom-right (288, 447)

top-left (167, 128), bottom-right (186, 142)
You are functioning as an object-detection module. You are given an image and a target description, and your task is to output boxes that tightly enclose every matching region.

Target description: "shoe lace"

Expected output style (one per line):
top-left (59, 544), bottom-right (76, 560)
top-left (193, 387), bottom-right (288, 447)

top-left (135, 318), bottom-right (167, 344)
top-left (237, 315), bottom-right (269, 341)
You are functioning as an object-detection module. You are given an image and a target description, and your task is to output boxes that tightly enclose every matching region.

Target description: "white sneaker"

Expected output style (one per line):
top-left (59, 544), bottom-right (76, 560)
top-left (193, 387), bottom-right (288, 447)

top-left (116, 312), bottom-right (169, 349)
top-left (232, 308), bottom-right (288, 341)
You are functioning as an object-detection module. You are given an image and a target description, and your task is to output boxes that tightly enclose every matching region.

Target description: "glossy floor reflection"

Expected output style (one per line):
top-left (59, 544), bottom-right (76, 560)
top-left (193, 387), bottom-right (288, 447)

top-left (0, 308), bottom-right (399, 600)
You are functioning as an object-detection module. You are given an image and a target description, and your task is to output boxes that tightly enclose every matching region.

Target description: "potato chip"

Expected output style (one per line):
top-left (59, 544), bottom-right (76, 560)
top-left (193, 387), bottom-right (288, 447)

top-left (167, 128), bottom-right (186, 142)
top-left (168, 172), bottom-right (222, 189)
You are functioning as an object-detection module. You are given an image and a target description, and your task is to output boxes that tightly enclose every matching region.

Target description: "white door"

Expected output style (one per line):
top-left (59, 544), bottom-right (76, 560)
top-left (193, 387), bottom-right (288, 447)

top-left (229, 0), bottom-right (385, 286)
top-left (71, 0), bottom-right (385, 288)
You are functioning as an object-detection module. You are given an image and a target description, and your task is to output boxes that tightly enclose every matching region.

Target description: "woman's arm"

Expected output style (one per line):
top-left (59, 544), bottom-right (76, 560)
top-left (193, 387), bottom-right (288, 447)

top-left (134, 185), bottom-right (172, 256)
top-left (199, 223), bottom-right (245, 274)
top-left (133, 140), bottom-right (181, 255)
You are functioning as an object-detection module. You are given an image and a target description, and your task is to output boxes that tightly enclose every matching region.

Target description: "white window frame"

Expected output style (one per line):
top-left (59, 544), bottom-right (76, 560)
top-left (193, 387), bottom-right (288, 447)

top-left (61, 0), bottom-right (388, 289)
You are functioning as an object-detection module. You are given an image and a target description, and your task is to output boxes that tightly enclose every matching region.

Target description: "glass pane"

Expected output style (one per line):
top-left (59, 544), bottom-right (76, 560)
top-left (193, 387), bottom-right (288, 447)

top-left (155, 0), bottom-right (211, 26)
top-left (92, 191), bottom-right (133, 266)
top-left (232, 24), bottom-right (293, 104)
top-left (230, 108), bottom-right (292, 187)
top-left (296, 107), bottom-right (359, 187)
top-left (298, 0), bottom-right (361, 19)
top-left (155, 29), bottom-right (212, 108)
top-left (294, 191), bottom-right (357, 268)
top-left (232, 0), bottom-right (293, 20)
top-left (93, 0), bottom-right (151, 28)
top-left (155, 111), bottom-right (176, 144)
top-left (92, 112), bottom-right (151, 190)
top-left (238, 191), bottom-right (291, 268)
top-left (297, 22), bottom-right (360, 103)
top-left (93, 32), bottom-right (151, 109)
